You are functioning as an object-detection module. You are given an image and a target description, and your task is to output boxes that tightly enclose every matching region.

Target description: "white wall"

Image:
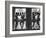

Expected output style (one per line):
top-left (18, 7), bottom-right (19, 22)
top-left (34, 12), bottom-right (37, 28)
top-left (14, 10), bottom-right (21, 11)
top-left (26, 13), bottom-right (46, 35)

top-left (0, 0), bottom-right (46, 38)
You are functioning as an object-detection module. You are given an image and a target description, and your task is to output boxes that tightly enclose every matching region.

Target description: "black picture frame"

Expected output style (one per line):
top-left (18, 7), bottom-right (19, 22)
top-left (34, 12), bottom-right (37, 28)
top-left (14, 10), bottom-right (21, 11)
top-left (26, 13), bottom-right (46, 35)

top-left (5, 1), bottom-right (45, 37)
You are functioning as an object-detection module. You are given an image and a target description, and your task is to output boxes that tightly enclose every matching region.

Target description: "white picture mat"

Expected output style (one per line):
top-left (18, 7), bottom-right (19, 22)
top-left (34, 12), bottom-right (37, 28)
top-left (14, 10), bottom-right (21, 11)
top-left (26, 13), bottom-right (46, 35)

top-left (10, 4), bottom-right (43, 34)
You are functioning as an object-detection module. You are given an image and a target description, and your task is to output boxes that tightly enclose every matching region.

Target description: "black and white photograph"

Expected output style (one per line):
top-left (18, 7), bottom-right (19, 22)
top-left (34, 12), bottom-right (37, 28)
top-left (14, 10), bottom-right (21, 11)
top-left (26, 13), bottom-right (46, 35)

top-left (12, 7), bottom-right (40, 31)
